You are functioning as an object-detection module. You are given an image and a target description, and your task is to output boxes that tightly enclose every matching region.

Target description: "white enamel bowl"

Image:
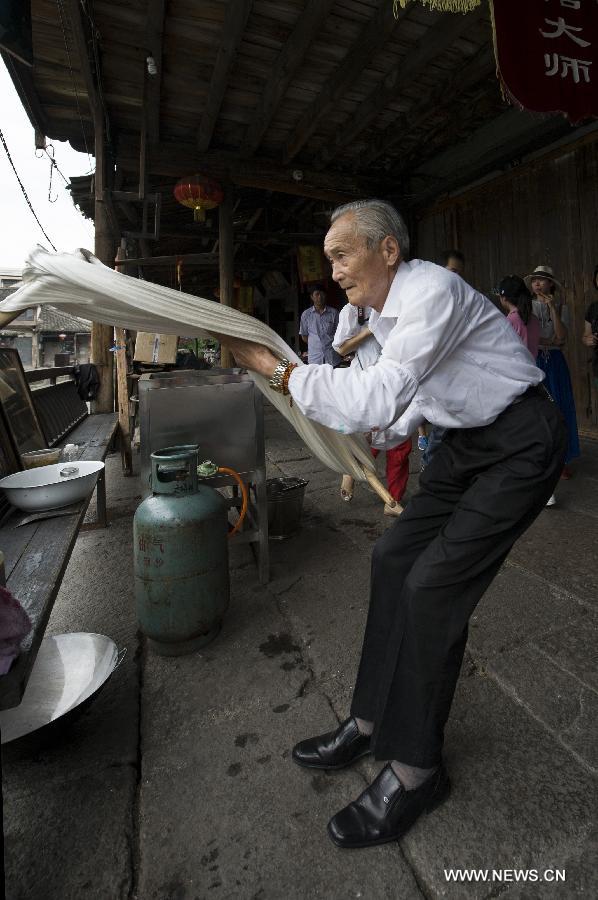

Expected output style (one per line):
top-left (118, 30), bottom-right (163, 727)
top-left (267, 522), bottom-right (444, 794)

top-left (0, 461), bottom-right (104, 512)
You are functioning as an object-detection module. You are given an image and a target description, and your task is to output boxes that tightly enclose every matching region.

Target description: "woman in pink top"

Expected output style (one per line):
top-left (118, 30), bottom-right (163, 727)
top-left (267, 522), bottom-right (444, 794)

top-left (497, 275), bottom-right (540, 358)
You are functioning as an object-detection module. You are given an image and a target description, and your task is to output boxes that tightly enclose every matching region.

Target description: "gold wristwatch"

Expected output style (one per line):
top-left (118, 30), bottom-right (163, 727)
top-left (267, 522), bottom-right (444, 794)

top-left (269, 358), bottom-right (291, 393)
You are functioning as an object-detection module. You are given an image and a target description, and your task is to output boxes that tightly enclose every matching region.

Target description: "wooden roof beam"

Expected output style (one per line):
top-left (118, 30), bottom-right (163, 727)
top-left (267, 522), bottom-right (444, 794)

top-left (197, 0), bottom-right (254, 153)
top-left (363, 47), bottom-right (495, 167)
top-left (317, 6), bottom-right (486, 169)
top-left (1, 52), bottom-right (49, 139)
top-left (407, 111), bottom-right (572, 207)
top-left (145, 0), bottom-right (166, 143)
top-left (65, 0), bottom-right (101, 119)
top-left (283, 0), bottom-right (405, 164)
top-left (239, 0), bottom-right (336, 158)
top-left (116, 137), bottom-right (390, 203)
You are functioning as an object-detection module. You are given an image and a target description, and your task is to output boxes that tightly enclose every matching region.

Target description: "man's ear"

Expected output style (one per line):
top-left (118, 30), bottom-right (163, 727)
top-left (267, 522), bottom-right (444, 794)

top-left (381, 235), bottom-right (400, 267)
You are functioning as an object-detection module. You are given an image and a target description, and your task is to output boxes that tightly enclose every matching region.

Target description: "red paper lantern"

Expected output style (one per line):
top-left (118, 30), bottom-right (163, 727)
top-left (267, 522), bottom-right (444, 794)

top-left (173, 175), bottom-right (223, 222)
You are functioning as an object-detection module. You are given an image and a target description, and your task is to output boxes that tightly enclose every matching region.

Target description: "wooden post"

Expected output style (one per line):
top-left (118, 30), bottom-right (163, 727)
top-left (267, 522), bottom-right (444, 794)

top-left (218, 183), bottom-right (234, 369)
top-left (114, 242), bottom-right (133, 474)
top-left (91, 108), bottom-right (116, 412)
top-left (31, 315), bottom-right (40, 369)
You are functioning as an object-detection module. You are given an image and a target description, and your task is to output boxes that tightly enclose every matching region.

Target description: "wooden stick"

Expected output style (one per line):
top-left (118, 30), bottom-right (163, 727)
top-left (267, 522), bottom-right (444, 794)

top-left (115, 244), bottom-right (133, 474)
top-left (0, 310), bottom-right (22, 328)
top-left (359, 461), bottom-right (403, 511)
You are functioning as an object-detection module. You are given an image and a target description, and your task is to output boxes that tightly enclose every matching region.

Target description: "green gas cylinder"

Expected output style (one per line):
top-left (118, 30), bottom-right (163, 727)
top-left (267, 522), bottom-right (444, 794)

top-left (134, 445), bottom-right (229, 655)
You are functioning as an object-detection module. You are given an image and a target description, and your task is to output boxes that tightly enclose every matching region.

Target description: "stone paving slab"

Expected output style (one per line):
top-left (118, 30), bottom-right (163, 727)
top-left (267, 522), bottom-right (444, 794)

top-left (485, 645), bottom-right (598, 771)
top-left (397, 671), bottom-right (598, 899)
top-left (138, 562), bottom-right (423, 900)
top-left (138, 692), bottom-right (424, 900)
top-left (508, 506), bottom-right (598, 608)
top-left (467, 563), bottom-right (592, 660)
top-left (4, 756), bottom-right (135, 900)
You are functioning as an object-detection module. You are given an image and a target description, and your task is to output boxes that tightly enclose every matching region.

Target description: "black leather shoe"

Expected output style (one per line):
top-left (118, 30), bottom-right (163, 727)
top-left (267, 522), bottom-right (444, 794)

top-left (327, 763), bottom-right (450, 849)
top-left (292, 717), bottom-right (371, 770)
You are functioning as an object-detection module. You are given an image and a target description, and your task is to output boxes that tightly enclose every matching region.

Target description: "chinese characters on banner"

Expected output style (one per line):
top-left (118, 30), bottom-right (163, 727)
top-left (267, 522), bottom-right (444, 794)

top-left (491, 0), bottom-right (597, 123)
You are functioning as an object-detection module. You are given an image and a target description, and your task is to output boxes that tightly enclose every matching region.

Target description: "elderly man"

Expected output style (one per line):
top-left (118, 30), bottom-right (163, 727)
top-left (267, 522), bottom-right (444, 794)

top-left (299, 286), bottom-right (341, 365)
top-left (223, 200), bottom-right (565, 849)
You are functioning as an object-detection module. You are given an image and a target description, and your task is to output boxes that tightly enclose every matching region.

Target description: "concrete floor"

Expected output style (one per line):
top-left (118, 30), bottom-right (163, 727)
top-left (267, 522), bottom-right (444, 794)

top-left (3, 403), bottom-right (598, 899)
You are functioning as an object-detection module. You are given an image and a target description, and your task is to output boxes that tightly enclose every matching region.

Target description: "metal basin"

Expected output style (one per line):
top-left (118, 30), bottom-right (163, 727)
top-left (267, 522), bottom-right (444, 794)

top-left (0, 632), bottom-right (124, 744)
top-left (0, 461), bottom-right (104, 512)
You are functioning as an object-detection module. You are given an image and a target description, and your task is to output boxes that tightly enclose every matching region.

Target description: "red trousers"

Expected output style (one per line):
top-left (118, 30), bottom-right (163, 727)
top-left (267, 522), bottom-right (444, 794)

top-left (371, 437), bottom-right (412, 502)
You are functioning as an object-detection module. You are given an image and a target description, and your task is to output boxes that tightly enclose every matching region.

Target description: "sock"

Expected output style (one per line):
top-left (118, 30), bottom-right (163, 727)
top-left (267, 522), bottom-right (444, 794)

top-left (354, 716), bottom-right (374, 736)
top-left (391, 760), bottom-right (437, 791)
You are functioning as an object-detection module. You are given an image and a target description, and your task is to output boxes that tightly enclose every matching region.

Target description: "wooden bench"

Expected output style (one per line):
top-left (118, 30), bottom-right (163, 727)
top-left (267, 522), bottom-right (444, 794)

top-left (0, 367), bottom-right (118, 891)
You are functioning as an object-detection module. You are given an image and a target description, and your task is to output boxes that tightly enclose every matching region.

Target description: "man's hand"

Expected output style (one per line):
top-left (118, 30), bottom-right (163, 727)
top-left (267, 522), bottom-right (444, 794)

top-left (218, 335), bottom-right (279, 378)
top-left (583, 333), bottom-right (598, 347)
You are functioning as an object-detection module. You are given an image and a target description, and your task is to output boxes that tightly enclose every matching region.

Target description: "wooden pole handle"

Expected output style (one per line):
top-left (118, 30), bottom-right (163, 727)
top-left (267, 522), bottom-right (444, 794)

top-left (0, 310), bottom-right (22, 328)
top-left (358, 461), bottom-right (403, 511)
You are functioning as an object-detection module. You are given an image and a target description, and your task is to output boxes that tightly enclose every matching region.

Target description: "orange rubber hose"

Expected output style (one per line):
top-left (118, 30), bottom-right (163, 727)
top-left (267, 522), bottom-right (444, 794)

top-left (217, 466), bottom-right (248, 537)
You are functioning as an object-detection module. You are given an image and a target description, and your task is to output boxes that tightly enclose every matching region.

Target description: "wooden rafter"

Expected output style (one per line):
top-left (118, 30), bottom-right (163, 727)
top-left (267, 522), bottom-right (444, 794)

top-left (363, 47), bottom-right (495, 166)
top-left (283, 0), bottom-right (405, 164)
top-left (1, 52), bottom-right (48, 137)
top-left (407, 110), bottom-right (573, 205)
top-left (116, 138), bottom-right (390, 202)
top-left (65, 0), bottom-right (101, 119)
top-left (317, 6), bottom-right (486, 168)
top-left (144, 0), bottom-right (166, 143)
top-left (239, 0), bottom-right (336, 158)
top-left (197, 0), bottom-right (254, 153)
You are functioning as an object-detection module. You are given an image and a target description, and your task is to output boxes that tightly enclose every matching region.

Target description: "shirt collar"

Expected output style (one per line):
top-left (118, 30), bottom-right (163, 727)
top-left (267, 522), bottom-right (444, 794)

top-left (379, 260), bottom-right (421, 319)
top-left (368, 260), bottom-right (421, 332)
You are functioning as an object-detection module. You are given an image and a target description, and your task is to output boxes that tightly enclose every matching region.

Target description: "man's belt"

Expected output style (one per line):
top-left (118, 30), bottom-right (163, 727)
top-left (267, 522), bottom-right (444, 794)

top-left (512, 383), bottom-right (553, 405)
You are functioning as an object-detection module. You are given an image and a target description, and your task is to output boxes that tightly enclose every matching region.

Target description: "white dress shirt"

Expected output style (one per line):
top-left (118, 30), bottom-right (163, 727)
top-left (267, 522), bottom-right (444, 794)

top-left (289, 260), bottom-right (543, 447)
top-left (333, 304), bottom-right (381, 370)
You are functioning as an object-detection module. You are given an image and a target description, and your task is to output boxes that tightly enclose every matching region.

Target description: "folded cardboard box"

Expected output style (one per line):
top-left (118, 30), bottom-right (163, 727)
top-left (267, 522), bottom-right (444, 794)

top-left (134, 332), bottom-right (178, 364)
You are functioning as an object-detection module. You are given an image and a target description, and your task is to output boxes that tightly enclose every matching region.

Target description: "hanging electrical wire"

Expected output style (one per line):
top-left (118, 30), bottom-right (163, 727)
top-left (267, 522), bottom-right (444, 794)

top-left (0, 126), bottom-right (58, 250)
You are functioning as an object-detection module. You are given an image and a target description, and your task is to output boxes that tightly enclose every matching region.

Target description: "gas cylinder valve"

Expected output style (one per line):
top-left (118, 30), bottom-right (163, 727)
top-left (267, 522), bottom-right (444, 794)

top-left (197, 460), bottom-right (219, 478)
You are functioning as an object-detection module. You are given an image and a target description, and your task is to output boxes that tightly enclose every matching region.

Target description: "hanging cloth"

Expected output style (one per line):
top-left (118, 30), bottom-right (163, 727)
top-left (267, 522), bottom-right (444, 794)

top-left (0, 247), bottom-right (375, 481)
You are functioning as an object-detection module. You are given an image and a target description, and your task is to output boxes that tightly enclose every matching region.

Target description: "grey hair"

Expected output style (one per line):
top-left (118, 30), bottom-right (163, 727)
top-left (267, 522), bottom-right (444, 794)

top-left (330, 199), bottom-right (410, 257)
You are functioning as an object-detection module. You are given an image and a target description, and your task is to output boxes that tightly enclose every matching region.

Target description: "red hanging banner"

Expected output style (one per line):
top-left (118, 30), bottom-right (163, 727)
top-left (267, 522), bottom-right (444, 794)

top-left (491, 0), bottom-right (597, 124)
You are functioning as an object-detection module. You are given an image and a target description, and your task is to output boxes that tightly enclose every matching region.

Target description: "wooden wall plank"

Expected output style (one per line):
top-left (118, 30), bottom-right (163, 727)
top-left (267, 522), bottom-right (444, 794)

top-left (415, 136), bottom-right (598, 436)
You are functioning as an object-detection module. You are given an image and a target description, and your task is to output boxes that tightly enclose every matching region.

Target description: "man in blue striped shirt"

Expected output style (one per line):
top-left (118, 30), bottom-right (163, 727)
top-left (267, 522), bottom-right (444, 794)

top-left (299, 287), bottom-right (341, 365)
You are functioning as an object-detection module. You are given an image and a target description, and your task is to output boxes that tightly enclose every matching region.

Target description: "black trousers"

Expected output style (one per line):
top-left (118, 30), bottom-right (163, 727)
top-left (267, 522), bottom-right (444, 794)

top-left (350, 388), bottom-right (567, 767)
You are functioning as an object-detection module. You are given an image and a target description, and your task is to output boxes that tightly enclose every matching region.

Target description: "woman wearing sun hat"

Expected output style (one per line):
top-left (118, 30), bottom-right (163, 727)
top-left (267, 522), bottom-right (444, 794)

top-left (525, 265), bottom-right (580, 484)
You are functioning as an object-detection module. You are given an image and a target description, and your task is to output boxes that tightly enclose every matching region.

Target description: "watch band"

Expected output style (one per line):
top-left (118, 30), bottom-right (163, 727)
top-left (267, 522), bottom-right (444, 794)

top-left (269, 358), bottom-right (291, 393)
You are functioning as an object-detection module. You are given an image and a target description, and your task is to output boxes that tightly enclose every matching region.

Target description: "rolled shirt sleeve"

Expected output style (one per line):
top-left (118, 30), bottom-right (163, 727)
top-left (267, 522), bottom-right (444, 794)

top-left (332, 304), bottom-right (358, 353)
